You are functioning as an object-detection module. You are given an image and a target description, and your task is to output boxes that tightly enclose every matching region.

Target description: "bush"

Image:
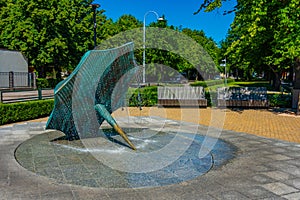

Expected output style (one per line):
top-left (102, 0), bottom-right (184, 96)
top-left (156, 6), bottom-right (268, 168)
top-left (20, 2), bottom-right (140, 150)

top-left (205, 91), bottom-right (218, 107)
top-left (268, 94), bottom-right (292, 108)
top-left (0, 100), bottom-right (54, 125)
top-left (36, 78), bottom-right (49, 88)
top-left (129, 86), bottom-right (157, 107)
top-left (36, 78), bottom-right (61, 89)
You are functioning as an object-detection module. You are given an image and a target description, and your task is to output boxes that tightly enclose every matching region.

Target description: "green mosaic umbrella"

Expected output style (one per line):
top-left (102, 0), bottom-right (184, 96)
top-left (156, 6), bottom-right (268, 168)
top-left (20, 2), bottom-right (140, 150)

top-left (46, 42), bottom-right (137, 150)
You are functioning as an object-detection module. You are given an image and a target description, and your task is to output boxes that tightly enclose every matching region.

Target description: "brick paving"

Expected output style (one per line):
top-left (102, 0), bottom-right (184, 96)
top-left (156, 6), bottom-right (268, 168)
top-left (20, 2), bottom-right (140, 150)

top-left (115, 107), bottom-right (300, 144)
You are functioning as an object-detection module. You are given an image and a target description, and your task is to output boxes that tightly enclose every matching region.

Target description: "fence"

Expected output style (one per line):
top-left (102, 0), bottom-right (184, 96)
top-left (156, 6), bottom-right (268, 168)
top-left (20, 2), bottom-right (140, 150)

top-left (0, 72), bottom-right (36, 89)
top-left (0, 89), bottom-right (54, 103)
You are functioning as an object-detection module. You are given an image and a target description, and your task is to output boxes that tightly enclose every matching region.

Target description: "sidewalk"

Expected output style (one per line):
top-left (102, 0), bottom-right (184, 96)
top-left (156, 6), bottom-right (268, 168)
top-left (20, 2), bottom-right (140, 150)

top-left (1, 108), bottom-right (300, 199)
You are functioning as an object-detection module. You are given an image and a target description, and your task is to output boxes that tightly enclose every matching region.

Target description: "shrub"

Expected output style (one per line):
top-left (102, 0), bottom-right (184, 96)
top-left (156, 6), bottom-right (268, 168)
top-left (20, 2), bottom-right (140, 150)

top-left (205, 91), bottom-right (218, 107)
top-left (36, 78), bottom-right (49, 88)
top-left (129, 86), bottom-right (157, 107)
top-left (268, 94), bottom-right (292, 108)
top-left (36, 78), bottom-right (61, 89)
top-left (0, 100), bottom-right (54, 125)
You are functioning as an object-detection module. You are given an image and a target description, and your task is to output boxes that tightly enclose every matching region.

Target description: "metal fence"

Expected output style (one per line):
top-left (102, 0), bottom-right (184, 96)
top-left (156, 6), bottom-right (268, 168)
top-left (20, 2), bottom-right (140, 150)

top-left (0, 89), bottom-right (54, 103)
top-left (0, 72), bottom-right (36, 89)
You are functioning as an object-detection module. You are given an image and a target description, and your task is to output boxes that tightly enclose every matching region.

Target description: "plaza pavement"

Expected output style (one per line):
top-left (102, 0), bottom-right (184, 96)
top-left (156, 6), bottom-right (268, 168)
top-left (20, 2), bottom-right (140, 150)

top-left (0, 107), bottom-right (300, 199)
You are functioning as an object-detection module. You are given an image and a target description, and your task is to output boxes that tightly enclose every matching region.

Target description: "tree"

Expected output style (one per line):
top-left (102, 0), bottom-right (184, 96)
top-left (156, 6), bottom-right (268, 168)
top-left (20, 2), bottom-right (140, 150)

top-left (0, 0), bottom-right (110, 78)
top-left (113, 14), bottom-right (142, 33)
top-left (194, 0), bottom-right (224, 14)
top-left (198, 0), bottom-right (300, 90)
top-left (181, 28), bottom-right (220, 79)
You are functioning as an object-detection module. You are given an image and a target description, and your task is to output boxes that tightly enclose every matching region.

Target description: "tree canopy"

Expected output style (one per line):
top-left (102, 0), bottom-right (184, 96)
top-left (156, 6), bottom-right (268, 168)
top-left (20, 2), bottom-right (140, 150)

top-left (197, 0), bottom-right (300, 90)
top-left (0, 0), bottom-right (221, 80)
top-left (0, 0), bottom-right (106, 77)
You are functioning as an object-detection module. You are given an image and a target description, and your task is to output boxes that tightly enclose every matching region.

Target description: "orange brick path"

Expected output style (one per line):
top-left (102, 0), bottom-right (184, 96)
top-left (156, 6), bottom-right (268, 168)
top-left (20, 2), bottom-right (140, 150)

top-left (114, 107), bottom-right (300, 144)
top-left (16, 107), bottom-right (300, 144)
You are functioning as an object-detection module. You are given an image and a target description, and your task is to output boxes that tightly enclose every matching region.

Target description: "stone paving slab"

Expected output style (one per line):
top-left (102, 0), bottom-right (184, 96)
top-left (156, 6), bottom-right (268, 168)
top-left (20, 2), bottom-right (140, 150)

top-left (0, 117), bottom-right (300, 199)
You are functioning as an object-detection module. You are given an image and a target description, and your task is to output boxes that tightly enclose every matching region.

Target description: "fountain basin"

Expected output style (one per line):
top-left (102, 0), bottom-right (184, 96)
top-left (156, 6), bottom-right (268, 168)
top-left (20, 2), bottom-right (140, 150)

top-left (15, 117), bottom-right (237, 188)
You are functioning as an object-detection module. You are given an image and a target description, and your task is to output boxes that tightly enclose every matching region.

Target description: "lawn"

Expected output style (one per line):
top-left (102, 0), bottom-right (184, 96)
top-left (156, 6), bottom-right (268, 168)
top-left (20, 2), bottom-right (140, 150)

top-left (195, 80), bottom-right (272, 92)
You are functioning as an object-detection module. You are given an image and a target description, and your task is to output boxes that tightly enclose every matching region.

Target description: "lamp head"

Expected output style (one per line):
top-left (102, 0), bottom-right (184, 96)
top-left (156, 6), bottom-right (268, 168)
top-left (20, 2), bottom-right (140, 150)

top-left (90, 3), bottom-right (100, 9)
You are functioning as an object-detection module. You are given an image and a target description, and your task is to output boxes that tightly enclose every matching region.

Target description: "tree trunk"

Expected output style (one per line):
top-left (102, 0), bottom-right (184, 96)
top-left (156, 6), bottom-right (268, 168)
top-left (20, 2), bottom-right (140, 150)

top-left (273, 72), bottom-right (281, 91)
top-left (37, 66), bottom-right (46, 78)
top-left (294, 57), bottom-right (300, 89)
top-left (270, 66), bottom-right (281, 91)
top-left (292, 57), bottom-right (300, 112)
top-left (55, 66), bottom-right (62, 81)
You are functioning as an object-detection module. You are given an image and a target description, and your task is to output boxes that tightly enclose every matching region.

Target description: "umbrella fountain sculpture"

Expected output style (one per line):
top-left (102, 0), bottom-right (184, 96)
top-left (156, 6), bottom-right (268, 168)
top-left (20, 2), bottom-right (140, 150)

top-left (15, 42), bottom-right (237, 188)
top-left (46, 42), bottom-right (137, 150)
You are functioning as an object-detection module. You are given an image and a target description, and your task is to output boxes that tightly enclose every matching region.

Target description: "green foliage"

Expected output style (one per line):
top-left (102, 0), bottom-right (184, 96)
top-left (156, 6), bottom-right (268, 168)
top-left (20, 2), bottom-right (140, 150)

top-left (190, 78), bottom-right (235, 87)
top-left (205, 91), bottom-right (218, 107)
top-left (231, 81), bottom-right (272, 90)
top-left (99, 17), bottom-right (220, 81)
top-left (220, 0), bottom-right (300, 89)
top-left (194, 0), bottom-right (223, 14)
top-left (0, 100), bottom-right (54, 125)
top-left (0, 0), bottom-right (112, 76)
top-left (268, 94), bottom-right (292, 108)
top-left (199, 0), bottom-right (299, 89)
top-left (37, 78), bottom-right (60, 88)
top-left (0, 0), bottom-right (221, 81)
top-left (36, 78), bottom-right (49, 88)
top-left (128, 86), bottom-right (217, 107)
top-left (113, 14), bottom-right (142, 33)
top-left (182, 29), bottom-right (220, 65)
top-left (129, 86), bottom-right (158, 107)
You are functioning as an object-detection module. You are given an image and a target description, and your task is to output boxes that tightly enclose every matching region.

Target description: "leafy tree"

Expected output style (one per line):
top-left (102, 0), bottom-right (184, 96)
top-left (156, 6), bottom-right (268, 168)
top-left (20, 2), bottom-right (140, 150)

top-left (149, 15), bottom-right (168, 28)
top-left (113, 14), bottom-right (142, 33)
top-left (0, 0), bottom-right (110, 78)
top-left (197, 0), bottom-right (300, 90)
top-left (194, 0), bottom-right (224, 14)
top-left (181, 28), bottom-right (220, 79)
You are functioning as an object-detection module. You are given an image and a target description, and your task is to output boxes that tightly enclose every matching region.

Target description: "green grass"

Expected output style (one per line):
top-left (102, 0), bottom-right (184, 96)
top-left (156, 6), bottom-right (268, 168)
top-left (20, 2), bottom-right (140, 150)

top-left (203, 80), bottom-right (272, 92)
top-left (230, 81), bottom-right (271, 89)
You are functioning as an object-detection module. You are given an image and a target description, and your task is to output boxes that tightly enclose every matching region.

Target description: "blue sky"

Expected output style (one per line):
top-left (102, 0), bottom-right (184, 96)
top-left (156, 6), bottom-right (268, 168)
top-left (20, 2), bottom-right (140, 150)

top-left (95, 0), bottom-right (237, 43)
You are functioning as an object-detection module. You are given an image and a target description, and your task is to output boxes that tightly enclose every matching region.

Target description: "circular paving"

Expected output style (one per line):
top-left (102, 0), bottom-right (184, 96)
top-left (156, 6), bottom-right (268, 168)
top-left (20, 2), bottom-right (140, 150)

top-left (15, 125), bottom-right (236, 188)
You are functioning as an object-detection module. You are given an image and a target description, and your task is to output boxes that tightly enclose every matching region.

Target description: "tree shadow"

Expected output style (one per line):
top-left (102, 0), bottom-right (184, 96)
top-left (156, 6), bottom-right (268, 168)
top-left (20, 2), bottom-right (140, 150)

top-left (219, 106), bottom-right (298, 117)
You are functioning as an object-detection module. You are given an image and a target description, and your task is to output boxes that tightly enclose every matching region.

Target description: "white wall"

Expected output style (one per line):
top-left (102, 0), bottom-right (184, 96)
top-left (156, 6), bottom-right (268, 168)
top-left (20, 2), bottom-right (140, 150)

top-left (0, 50), bottom-right (28, 72)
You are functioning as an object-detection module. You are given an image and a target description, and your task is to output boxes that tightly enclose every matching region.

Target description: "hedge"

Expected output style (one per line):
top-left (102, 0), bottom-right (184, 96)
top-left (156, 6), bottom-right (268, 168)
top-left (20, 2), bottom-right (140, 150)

top-left (128, 86), bottom-right (216, 107)
top-left (268, 93), bottom-right (292, 108)
top-left (0, 99), bottom-right (54, 125)
top-left (127, 86), bottom-right (292, 108)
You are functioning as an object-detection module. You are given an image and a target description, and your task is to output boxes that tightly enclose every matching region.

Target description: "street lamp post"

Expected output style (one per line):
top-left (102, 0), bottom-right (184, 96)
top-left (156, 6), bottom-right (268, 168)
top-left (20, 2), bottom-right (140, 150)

top-left (222, 58), bottom-right (227, 86)
top-left (90, 3), bottom-right (100, 49)
top-left (143, 11), bottom-right (163, 84)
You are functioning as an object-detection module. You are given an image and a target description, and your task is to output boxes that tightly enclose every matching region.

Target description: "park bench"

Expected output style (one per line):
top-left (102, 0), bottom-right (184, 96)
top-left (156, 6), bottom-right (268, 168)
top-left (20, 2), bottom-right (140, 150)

top-left (157, 86), bottom-right (207, 107)
top-left (217, 87), bottom-right (269, 108)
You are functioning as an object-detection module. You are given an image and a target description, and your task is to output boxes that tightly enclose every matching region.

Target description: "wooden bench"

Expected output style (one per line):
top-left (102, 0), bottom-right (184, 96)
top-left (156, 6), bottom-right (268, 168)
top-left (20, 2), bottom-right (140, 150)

top-left (217, 87), bottom-right (269, 108)
top-left (158, 86), bottom-right (207, 107)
